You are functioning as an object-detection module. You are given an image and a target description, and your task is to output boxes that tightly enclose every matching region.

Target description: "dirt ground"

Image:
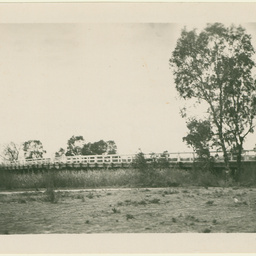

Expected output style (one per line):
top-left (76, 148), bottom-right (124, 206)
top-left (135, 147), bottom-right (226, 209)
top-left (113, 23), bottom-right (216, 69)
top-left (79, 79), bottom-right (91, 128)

top-left (0, 187), bottom-right (256, 234)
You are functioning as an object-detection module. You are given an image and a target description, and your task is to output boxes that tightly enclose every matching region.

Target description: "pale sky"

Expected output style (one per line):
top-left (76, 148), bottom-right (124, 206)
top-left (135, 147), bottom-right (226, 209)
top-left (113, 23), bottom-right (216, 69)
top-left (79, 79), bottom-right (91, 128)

top-left (0, 23), bottom-right (256, 157)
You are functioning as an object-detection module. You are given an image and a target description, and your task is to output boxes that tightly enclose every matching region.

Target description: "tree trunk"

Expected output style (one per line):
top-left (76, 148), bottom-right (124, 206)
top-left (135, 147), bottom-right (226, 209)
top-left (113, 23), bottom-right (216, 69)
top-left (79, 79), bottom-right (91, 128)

top-left (216, 121), bottom-right (230, 173)
top-left (220, 139), bottom-right (230, 182)
top-left (222, 147), bottom-right (230, 170)
top-left (235, 141), bottom-right (243, 182)
top-left (219, 137), bottom-right (230, 171)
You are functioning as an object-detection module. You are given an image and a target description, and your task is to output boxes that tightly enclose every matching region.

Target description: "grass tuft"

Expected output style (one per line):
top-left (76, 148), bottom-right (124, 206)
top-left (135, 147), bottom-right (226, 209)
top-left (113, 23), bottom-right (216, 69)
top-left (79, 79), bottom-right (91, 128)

top-left (126, 214), bottom-right (135, 220)
top-left (86, 192), bottom-right (94, 199)
top-left (112, 208), bottom-right (121, 214)
top-left (206, 200), bottom-right (214, 205)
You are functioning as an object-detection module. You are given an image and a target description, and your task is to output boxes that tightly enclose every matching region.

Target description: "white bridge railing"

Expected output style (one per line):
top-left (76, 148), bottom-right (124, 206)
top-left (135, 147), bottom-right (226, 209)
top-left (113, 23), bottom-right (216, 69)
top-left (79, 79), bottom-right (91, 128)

top-left (2, 149), bottom-right (256, 167)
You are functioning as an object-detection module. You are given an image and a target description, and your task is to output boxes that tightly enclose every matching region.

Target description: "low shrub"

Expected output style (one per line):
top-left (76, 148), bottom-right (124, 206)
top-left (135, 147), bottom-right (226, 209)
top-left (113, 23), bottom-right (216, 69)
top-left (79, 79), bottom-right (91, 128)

top-left (238, 163), bottom-right (256, 186)
top-left (44, 170), bottom-right (58, 203)
top-left (202, 228), bottom-right (211, 233)
top-left (44, 187), bottom-right (58, 203)
top-left (0, 171), bottom-right (15, 190)
top-left (133, 152), bottom-right (148, 171)
top-left (190, 169), bottom-right (221, 187)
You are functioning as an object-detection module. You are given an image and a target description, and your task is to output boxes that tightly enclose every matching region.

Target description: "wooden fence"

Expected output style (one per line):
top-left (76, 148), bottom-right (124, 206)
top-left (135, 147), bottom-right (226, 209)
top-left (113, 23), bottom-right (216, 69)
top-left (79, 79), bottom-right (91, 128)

top-left (1, 150), bottom-right (256, 171)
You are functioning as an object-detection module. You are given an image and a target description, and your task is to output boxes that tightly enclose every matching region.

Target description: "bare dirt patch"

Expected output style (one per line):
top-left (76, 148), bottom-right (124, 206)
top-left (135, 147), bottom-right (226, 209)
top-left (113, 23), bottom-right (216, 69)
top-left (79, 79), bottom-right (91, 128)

top-left (0, 187), bottom-right (256, 234)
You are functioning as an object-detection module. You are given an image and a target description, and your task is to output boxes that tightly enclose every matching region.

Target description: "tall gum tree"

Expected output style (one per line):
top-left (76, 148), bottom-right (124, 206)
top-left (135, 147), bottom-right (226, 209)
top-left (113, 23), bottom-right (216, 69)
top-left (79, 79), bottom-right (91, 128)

top-left (170, 23), bottom-right (256, 176)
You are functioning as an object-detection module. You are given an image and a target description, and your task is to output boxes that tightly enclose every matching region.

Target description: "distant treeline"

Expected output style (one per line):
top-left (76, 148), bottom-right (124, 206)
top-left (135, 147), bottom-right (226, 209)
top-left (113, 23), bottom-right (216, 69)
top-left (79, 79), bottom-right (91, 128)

top-left (0, 136), bottom-right (117, 163)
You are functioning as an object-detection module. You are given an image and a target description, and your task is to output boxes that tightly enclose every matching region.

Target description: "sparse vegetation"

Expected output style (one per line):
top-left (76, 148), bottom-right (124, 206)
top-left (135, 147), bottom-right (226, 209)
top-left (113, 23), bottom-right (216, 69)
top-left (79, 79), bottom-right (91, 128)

top-left (163, 189), bottom-right (179, 195)
top-left (149, 198), bottom-right (160, 204)
top-left (0, 187), bottom-right (256, 233)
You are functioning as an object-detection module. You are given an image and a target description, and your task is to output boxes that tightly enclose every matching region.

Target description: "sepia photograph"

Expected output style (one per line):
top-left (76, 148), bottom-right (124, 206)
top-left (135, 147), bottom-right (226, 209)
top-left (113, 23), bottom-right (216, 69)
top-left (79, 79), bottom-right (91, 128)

top-left (0, 2), bottom-right (256, 254)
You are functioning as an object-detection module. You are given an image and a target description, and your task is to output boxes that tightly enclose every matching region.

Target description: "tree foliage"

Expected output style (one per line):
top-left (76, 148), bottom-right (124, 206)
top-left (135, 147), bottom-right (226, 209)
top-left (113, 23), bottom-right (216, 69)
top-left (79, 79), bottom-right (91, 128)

top-left (23, 140), bottom-right (46, 159)
top-left (66, 135), bottom-right (84, 156)
top-left (81, 142), bottom-right (93, 155)
top-left (106, 140), bottom-right (117, 154)
top-left (81, 140), bottom-right (117, 155)
top-left (183, 118), bottom-right (213, 160)
top-left (65, 136), bottom-right (118, 156)
top-left (89, 140), bottom-right (108, 155)
top-left (170, 23), bottom-right (256, 174)
top-left (55, 148), bottom-right (65, 158)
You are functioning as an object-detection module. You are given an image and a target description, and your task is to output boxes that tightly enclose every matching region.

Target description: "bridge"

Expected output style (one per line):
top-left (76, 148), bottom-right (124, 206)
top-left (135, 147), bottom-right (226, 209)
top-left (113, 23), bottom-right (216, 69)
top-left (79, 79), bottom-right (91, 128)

top-left (1, 150), bottom-right (256, 172)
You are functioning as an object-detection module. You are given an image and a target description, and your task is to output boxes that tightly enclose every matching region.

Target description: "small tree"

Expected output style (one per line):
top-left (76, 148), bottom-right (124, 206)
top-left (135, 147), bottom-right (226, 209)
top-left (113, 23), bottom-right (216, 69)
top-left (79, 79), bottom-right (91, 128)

top-left (0, 142), bottom-right (21, 163)
top-left (81, 140), bottom-right (117, 155)
top-left (133, 151), bottom-right (148, 170)
top-left (90, 140), bottom-right (108, 155)
top-left (66, 135), bottom-right (84, 156)
top-left (106, 140), bottom-right (117, 154)
top-left (133, 151), bottom-right (157, 186)
top-left (81, 142), bottom-right (93, 155)
top-left (23, 140), bottom-right (46, 159)
top-left (158, 150), bottom-right (170, 168)
top-left (55, 148), bottom-right (65, 158)
top-left (183, 118), bottom-right (214, 172)
top-left (183, 119), bottom-right (213, 160)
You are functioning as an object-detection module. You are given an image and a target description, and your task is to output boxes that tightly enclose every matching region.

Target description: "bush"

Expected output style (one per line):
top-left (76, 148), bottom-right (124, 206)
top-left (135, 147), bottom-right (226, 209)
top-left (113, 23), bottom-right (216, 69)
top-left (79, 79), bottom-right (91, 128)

top-left (0, 171), bottom-right (15, 190)
top-left (44, 187), bottom-right (58, 203)
top-left (238, 162), bottom-right (256, 186)
top-left (192, 157), bottom-right (215, 173)
top-left (190, 169), bottom-right (221, 187)
top-left (133, 152), bottom-right (148, 171)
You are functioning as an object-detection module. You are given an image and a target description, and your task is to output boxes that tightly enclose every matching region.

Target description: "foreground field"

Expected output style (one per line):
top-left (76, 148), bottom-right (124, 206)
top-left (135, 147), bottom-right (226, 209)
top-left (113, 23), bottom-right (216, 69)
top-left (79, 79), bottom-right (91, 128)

top-left (0, 187), bottom-right (256, 234)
